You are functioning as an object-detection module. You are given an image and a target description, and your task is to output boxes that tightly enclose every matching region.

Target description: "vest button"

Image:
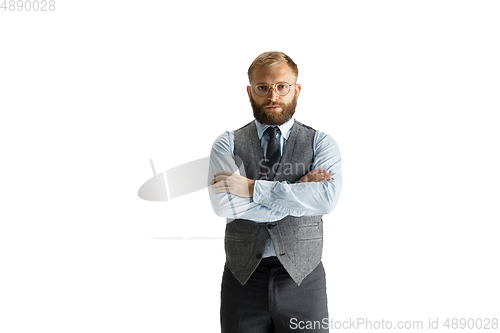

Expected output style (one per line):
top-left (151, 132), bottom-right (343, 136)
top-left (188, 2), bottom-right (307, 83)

top-left (255, 253), bottom-right (262, 259)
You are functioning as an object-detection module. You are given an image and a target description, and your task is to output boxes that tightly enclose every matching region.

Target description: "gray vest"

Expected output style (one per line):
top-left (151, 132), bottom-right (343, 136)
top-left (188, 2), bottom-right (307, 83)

top-left (225, 120), bottom-right (323, 286)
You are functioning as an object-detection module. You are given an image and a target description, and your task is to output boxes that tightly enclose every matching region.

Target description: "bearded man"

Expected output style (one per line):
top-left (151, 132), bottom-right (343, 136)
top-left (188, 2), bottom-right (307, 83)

top-left (209, 51), bottom-right (342, 333)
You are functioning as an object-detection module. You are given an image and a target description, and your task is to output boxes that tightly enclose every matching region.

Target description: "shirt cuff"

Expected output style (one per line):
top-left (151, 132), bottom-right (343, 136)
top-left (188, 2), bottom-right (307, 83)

top-left (252, 180), bottom-right (269, 205)
top-left (253, 180), bottom-right (291, 209)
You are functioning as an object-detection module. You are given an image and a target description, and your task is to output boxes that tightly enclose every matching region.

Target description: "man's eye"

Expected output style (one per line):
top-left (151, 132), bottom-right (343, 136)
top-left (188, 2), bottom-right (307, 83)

top-left (256, 85), bottom-right (268, 91)
top-left (277, 84), bottom-right (287, 89)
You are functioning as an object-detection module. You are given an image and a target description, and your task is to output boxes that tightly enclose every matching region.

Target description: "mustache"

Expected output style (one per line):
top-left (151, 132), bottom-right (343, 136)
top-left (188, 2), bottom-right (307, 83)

top-left (265, 102), bottom-right (285, 107)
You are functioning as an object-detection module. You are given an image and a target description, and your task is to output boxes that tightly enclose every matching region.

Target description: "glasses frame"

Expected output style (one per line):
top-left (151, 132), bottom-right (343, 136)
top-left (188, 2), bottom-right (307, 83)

top-left (250, 82), bottom-right (295, 97)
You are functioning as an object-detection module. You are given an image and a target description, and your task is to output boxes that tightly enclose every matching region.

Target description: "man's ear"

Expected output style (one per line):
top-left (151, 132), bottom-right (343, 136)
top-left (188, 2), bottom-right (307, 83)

top-left (295, 83), bottom-right (302, 99)
top-left (247, 85), bottom-right (251, 100)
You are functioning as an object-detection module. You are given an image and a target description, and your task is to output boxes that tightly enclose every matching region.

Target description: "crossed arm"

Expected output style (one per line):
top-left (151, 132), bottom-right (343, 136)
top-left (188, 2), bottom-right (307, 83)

top-left (210, 169), bottom-right (333, 197)
top-left (208, 130), bottom-right (342, 222)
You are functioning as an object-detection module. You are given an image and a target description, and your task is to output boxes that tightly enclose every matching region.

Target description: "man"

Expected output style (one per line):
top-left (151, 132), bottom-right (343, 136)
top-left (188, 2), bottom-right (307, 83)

top-left (208, 51), bottom-right (342, 333)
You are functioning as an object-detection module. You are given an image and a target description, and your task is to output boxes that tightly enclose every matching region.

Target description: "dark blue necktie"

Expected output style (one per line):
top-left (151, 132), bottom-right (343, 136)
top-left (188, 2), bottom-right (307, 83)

top-left (265, 126), bottom-right (281, 180)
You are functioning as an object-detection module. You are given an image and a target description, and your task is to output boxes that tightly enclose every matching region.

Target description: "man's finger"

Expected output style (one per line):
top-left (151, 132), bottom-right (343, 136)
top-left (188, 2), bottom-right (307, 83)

top-left (214, 186), bottom-right (231, 193)
top-left (214, 170), bottom-right (233, 177)
top-left (308, 169), bottom-right (328, 175)
top-left (212, 171), bottom-right (233, 184)
top-left (214, 174), bottom-right (230, 183)
top-left (211, 178), bottom-right (231, 189)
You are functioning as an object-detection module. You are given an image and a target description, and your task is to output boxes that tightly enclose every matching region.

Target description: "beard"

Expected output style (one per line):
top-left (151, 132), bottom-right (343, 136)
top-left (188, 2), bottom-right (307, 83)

top-left (251, 93), bottom-right (297, 126)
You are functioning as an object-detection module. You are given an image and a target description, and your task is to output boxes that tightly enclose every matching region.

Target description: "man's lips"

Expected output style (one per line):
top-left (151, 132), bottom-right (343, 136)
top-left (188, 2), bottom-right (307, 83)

top-left (265, 105), bottom-right (282, 111)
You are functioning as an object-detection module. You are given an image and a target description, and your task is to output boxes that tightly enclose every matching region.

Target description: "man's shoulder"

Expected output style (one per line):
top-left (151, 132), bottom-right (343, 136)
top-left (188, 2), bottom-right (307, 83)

top-left (292, 121), bottom-right (338, 149)
top-left (234, 120), bottom-right (256, 133)
top-left (293, 119), bottom-right (317, 132)
top-left (294, 120), bottom-right (337, 139)
top-left (211, 130), bottom-right (234, 153)
top-left (211, 120), bottom-right (255, 150)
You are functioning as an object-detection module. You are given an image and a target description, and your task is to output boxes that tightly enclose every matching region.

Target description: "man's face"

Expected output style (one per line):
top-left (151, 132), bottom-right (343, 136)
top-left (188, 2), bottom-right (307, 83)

top-left (247, 63), bottom-right (302, 126)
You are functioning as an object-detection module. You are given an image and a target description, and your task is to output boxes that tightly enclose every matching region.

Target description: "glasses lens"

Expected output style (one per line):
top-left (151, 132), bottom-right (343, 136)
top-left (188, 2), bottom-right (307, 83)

top-left (254, 84), bottom-right (270, 96)
top-left (276, 82), bottom-right (291, 96)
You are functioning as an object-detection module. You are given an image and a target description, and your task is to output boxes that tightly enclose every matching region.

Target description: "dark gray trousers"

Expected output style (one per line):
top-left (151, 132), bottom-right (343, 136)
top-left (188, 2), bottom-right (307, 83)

top-left (221, 257), bottom-right (329, 333)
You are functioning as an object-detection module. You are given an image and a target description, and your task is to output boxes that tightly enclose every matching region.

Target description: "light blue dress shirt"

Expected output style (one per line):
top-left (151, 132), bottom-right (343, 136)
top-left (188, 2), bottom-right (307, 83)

top-left (208, 118), bottom-right (342, 257)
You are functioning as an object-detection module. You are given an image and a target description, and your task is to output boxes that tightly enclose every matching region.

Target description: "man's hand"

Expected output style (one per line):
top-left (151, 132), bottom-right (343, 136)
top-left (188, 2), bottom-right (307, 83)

top-left (211, 171), bottom-right (255, 198)
top-left (210, 169), bottom-right (330, 198)
top-left (298, 169), bottom-right (332, 183)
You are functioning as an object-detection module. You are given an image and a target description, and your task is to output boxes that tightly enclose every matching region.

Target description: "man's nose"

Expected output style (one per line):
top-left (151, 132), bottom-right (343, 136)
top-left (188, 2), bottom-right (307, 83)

top-left (267, 87), bottom-right (279, 101)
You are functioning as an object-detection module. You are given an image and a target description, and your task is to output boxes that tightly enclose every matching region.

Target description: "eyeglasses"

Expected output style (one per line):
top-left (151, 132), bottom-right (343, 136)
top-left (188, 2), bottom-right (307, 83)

top-left (250, 82), bottom-right (294, 97)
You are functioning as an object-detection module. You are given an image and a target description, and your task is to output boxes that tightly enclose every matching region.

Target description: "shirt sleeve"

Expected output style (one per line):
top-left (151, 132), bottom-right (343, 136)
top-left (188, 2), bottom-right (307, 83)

top-left (252, 131), bottom-right (342, 217)
top-left (208, 131), bottom-right (289, 222)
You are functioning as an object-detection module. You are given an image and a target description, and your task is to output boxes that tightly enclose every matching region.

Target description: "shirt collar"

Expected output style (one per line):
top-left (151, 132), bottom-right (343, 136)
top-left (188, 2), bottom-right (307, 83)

top-left (255, 117), bottom-right (295, 140)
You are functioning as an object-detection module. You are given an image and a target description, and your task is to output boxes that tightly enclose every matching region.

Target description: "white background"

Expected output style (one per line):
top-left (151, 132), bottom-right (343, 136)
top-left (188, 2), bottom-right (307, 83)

top-left (1, 1), bottom-right (499, 332)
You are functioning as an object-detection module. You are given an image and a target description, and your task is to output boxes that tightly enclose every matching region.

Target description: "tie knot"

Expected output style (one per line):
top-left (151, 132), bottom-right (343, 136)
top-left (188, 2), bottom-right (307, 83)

top-left (266, 126), bottom-right (278, 139)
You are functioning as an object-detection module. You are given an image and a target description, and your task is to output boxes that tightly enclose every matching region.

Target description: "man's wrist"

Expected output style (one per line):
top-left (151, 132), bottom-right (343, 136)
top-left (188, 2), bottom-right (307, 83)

top-left (248, 179), bottom-right (255, 197)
